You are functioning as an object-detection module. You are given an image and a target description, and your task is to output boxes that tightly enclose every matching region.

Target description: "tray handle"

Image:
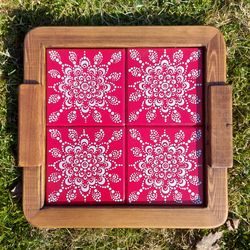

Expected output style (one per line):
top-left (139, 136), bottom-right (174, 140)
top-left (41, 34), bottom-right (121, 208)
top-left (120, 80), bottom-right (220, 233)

top-left (207, 84), bottom-right (233, 168)
top-left (18, 84), bottom-right (42, 167)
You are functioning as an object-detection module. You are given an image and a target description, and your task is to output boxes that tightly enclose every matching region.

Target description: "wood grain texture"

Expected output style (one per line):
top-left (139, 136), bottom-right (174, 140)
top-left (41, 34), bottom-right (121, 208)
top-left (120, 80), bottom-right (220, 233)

top-left (26, 26), bottom-right (220, 48)
top-left (22, 167), bottom-right (42, 219)
top-left (209, 85), bottom-right (233, 168)
top-left (18, 84), bottom-right (42, 167)
top-left (20, 26), bottom-right (231, 228)
top-left (25, 168), bottom-right (228, 229)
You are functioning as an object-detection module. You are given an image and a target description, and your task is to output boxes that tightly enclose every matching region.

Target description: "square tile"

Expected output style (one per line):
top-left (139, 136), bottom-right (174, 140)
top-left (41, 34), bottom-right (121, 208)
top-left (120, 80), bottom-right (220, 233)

top-left (127, 127), bottom-right (203, 204)
top-left (45, 47), bottom-right (205, 206)
top-left (46, 127), bottom-right (125, 204)
top-left (127, 48), bottom-right (203, 125)
top-left (46, 49), bottom-right (125, 126)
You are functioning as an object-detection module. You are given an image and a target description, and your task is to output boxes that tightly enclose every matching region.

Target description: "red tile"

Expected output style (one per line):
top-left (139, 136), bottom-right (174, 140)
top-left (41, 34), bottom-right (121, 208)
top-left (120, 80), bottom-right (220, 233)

top-left (127, 48), bottom-right (203, 125)
top-left (46, 127), bottom-right (125, 204)
top-left (127, 127), bottom-right (203, 204)
top-left (45, 47), bottom-right (205, 207)
top-left (46, 49), bottom-right (125, 125)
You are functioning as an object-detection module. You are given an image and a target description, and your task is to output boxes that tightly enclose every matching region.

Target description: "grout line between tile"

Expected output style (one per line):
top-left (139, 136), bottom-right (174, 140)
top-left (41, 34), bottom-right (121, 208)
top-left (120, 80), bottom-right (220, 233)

top-left (45, 48), bottom-right (206, 205)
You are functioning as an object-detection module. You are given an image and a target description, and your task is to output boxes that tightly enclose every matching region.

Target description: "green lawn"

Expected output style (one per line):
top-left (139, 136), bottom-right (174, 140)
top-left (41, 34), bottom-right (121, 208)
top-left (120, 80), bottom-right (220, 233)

top-left (0, 0), bottom-right (249, 249)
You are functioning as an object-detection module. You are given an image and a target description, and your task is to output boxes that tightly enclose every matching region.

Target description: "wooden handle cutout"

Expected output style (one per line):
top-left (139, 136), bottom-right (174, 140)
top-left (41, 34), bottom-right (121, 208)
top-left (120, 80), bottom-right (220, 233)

top-left (208, 85), bottom-right (233, 168)
top-left (18, 84), bottom-right (42, 167)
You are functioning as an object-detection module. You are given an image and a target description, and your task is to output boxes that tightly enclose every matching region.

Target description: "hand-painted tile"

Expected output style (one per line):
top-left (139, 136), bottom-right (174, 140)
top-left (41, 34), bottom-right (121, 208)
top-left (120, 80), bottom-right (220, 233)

top-left (127, 48), bottom-right (203, 125)
top-left (46, 49), bottom-right (125, 125)
top-left (46, 127), bottom-right (125, 204)
top-left (127, 127), bottom-right (203, 205)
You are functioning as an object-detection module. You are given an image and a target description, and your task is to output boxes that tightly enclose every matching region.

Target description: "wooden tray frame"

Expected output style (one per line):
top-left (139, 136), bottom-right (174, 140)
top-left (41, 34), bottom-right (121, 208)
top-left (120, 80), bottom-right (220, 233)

top-left (18, 26), bottom-right (232, 228)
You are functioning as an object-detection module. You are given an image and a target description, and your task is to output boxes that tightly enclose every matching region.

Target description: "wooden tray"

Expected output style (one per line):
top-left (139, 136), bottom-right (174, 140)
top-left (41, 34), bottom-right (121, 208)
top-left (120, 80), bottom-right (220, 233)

top-left (18, 26), bottom-right (232, 228)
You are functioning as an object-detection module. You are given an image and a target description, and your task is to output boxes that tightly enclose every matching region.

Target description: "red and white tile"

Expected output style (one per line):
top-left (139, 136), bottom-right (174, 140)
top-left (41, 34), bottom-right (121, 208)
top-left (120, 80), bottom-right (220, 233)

top-left (46, 49), bottom-right (125, 126)
top-left (46, 127), bottom-right (125, 204)
top-left (45, 47), bottom-right (205, 206)
top-left (127, 127), bottom-right (203, 205)
top-left (127, 48), bottom-right (203, 125)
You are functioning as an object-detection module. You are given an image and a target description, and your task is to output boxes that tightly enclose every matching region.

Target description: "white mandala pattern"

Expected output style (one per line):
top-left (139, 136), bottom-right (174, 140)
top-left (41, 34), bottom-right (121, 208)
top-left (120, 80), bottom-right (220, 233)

top-left (128, 129), bottom-right (203, 204)
top-left (47, 128), bottom-right (123, 203)
top-left (47, 50), bottom-right (123, 123)
top-left (128, 49), bottom-right (202, 123)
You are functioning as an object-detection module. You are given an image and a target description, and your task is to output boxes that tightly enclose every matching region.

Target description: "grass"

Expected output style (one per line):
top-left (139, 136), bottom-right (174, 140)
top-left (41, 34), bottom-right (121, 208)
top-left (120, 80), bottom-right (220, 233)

top-left (0, 0), bottom-right (249, 249)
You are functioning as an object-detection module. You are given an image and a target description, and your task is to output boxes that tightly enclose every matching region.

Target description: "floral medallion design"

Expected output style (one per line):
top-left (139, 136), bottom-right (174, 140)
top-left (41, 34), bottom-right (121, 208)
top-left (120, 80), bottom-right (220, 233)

top-left (47, 49), bottom-right (125, 125)
top-left (127, 128), bottom-right (203, 204)
top-left (127, 48), bottom-right (203, 125)
top-left (46, 127), bottom-right (125, 204)
top-left (46, 47), bottom-right (205, 206)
